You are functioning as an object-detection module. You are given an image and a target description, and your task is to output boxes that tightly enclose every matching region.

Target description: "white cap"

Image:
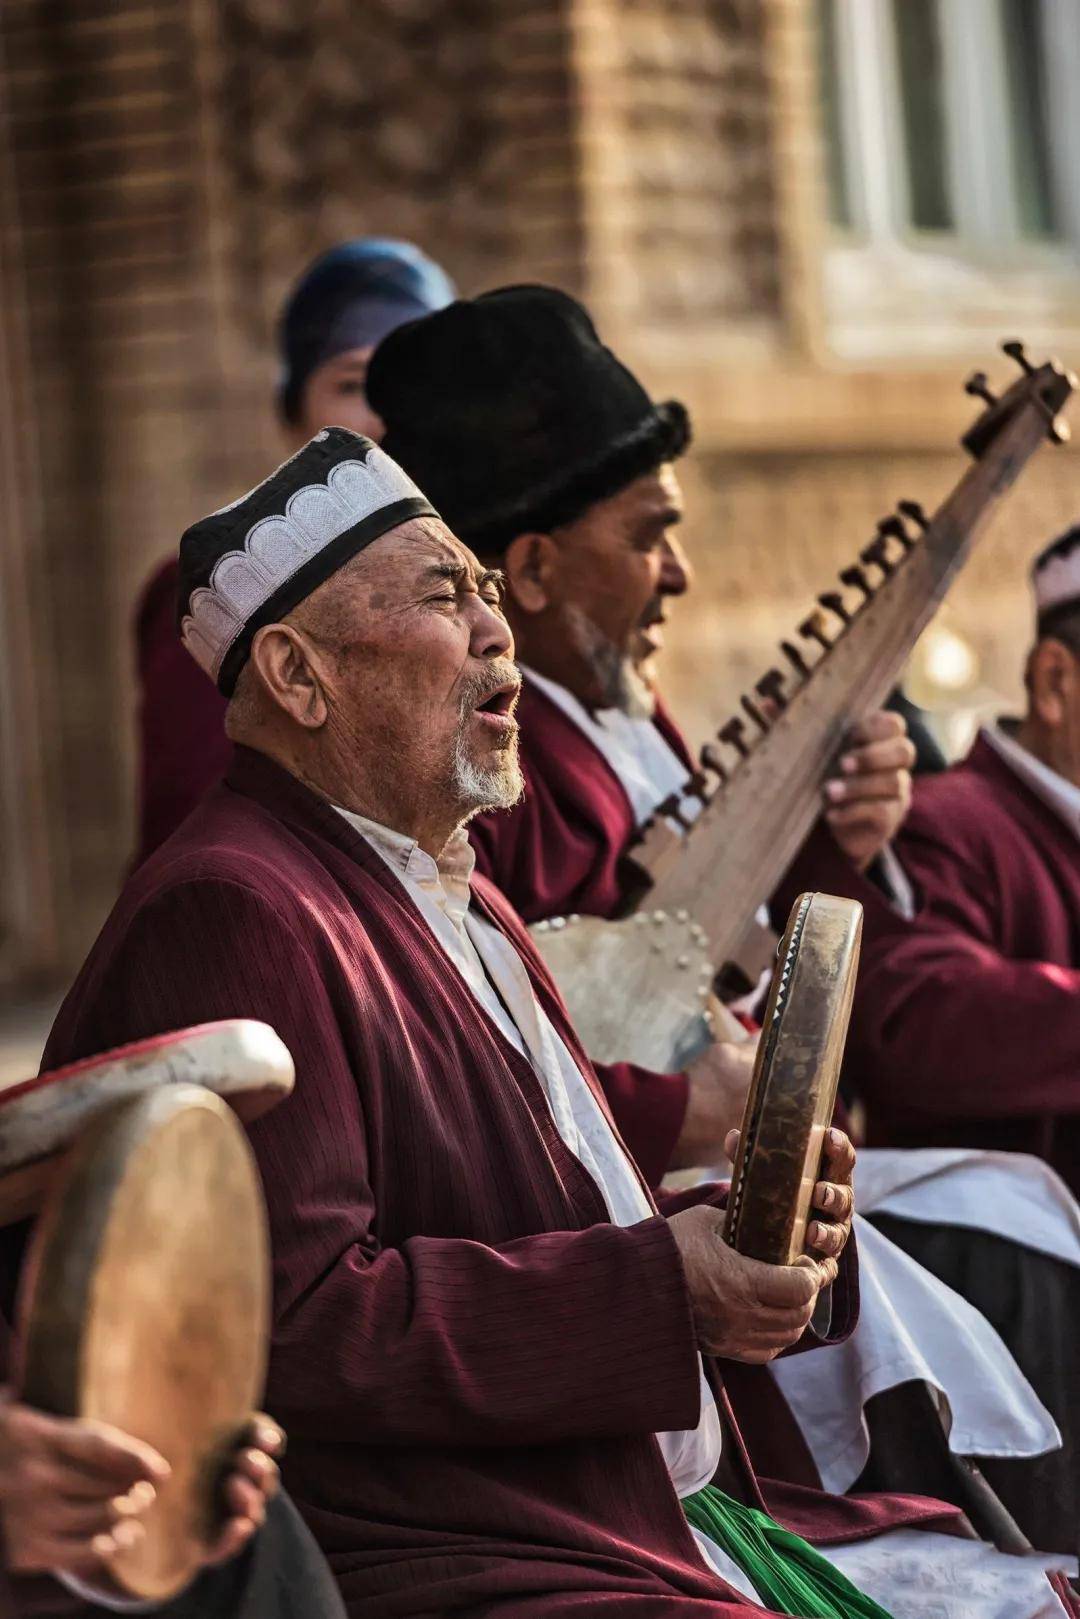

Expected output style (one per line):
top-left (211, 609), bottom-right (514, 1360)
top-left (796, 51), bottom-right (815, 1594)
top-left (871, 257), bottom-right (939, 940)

top-left (1033, 526), bottom-right (1080, 619)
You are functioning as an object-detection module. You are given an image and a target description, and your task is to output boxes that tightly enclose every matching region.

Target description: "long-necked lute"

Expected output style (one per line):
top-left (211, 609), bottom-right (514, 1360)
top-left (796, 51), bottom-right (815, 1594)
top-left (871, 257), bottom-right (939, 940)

top-left (532, 342), bottom-right (1074, 1071)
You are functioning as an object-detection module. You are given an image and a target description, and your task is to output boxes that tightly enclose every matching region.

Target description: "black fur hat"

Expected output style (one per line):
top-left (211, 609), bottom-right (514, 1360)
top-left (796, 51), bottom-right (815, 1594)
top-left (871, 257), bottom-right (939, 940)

top-left (366, 285), bottom-right (690, 555)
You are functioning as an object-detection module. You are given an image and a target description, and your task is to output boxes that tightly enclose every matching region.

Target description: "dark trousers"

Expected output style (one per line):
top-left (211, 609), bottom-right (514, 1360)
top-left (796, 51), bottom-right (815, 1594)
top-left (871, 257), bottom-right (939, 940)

top-left (160, 1493), bottom-right (345, 1619)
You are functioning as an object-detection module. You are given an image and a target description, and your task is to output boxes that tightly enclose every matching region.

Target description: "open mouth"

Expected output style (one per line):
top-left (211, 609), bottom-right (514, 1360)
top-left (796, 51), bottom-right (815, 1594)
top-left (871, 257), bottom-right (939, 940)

top-left (472, 681), bottom-right (521, 728)
top-left (475, 688), bottom-right (516, 716)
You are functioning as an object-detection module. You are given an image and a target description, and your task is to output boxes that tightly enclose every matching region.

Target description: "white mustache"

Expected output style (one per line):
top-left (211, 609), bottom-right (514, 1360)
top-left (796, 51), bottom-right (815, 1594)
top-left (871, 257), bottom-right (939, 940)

top-left (459, 662), bottom-right (522, 717)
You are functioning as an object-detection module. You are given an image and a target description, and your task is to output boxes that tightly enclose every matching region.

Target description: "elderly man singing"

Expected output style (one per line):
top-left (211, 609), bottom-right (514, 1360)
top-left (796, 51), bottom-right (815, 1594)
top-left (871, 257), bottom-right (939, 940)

top-left (19, 431), bottom-right (1078, 1618)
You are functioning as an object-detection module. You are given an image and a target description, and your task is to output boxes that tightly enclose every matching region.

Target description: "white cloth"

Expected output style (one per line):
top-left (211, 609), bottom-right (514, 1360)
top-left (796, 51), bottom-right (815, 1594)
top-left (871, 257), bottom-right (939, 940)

top-left (821, 1532), bottom-right (1075, 1618)
top-left (336, 806), bottom-right (721, 1499)
top-left (856, 1148), bottom-right (1080, 1271)
top-left (981, 720), bottom-right (1080, 843)
top-left (770, 1214), bottom-right (1061, 1492)
top-left (697, 1524), bottom-right (1076, 1618)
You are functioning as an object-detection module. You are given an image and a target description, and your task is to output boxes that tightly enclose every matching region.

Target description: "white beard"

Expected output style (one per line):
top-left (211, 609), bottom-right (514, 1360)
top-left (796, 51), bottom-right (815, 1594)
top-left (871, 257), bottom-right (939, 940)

top-left (564, 605), bottom-right (656, 718)
top-left (451, 727), bottom-right (524, 816)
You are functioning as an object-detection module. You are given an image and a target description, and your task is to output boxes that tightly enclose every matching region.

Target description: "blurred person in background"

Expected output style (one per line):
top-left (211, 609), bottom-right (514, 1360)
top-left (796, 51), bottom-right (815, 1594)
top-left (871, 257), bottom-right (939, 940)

top-left (847, 523), bottom-right (1080, 1191)
top-left (132, 238), bottom-right (454, 868)
top-left (842, 530), bottom-right (1080, 1523)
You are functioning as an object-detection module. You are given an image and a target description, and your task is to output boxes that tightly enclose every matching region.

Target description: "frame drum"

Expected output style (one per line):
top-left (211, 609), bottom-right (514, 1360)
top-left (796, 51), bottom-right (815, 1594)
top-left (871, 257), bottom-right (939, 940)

top-left (17, 1085), bottom-right (270, 1600)
top-left (723, 892), bottom-right (862, 1266)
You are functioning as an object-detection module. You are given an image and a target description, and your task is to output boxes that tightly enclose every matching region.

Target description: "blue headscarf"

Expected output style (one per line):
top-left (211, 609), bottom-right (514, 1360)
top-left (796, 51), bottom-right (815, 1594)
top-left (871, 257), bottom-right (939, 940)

top-left (278, 238), bottom-right (455, 423)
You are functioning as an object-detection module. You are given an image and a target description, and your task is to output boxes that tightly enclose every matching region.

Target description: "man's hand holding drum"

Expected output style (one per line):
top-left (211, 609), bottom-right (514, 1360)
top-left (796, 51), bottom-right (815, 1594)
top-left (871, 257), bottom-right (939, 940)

top-left (668, 1126), bottom-right (856, 1364)
top-left (0, 1394), bottom-right (282, 1588)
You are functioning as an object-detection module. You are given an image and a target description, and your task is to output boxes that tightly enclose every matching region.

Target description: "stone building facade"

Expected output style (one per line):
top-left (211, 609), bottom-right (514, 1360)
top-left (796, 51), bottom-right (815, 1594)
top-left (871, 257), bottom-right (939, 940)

top-left (2, 0), bottom-right (1079, 999)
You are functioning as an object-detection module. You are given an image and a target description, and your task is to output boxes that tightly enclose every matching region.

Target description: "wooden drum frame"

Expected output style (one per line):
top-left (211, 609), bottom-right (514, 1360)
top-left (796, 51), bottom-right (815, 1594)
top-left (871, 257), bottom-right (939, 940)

top-left (723, 892), bottom-right (863, 1266)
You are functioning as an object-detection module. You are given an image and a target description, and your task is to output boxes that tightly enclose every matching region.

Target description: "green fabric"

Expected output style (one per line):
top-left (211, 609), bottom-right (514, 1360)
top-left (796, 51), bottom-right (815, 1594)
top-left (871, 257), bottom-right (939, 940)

top-left (683, 1486), bottom-right (896, 1618)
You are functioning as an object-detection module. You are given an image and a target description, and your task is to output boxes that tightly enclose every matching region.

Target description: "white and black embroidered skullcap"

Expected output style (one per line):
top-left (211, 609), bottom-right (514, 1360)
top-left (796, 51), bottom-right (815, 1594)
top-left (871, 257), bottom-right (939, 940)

top-left (1033, 523), bottom-right (1080, 635)
top-left (178, 427), bottom-right (437, 695)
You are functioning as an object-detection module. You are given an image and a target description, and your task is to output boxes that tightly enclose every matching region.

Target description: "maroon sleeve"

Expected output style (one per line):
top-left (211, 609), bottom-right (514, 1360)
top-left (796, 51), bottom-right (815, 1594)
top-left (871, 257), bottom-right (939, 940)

top-left (591, 1061), bottom-right (688, 1189)
top-left (76, 879), bottom-right (702, 1451)
top-left (845, 821), bottom-right (1080, 1120)
top-left (133, 561), bottom-right (232, 867)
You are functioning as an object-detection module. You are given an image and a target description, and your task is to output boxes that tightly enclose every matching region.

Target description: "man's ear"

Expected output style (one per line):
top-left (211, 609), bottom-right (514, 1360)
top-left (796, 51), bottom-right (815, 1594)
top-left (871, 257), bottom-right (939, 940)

top-left (248, 623), bottom-right (329, 728)
top-left (502, 532), bottom-right (560, 615)
top-left (1028, 637), bottom-right (1077, 729)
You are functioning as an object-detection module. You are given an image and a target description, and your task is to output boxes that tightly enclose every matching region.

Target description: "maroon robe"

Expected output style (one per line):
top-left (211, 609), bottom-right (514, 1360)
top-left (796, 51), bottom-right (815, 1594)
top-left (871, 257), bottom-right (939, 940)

top-left (134, 557), bottom-right (230, 868)
top-left (14, 748), bottom-right (956, 1618)
top-left (842, 733), bottom-right (1080, 1194)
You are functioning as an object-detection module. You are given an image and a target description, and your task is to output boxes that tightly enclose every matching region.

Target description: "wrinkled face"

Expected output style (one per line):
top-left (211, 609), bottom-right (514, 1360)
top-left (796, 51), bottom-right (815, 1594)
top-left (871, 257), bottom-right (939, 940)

top-left (550, 464), bottom-right (692, 710)
top-left (298, 346), bottom-right (384, 442)
top-left (297, 519), bottom-right (523, 823)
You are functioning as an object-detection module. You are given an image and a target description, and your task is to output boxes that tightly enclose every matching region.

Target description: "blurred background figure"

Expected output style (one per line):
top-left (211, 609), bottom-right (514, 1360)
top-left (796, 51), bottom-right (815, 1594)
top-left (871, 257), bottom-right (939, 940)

top-left (132, 237), bottom-right (454, 868)
top-left (848, 524), bottom-right (1080, 1193)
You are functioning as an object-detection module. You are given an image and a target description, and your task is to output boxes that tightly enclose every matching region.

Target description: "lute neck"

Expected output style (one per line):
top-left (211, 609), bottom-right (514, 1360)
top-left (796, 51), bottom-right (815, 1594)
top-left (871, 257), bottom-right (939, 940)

top-left (630, 382), bottom-right (1066, 961)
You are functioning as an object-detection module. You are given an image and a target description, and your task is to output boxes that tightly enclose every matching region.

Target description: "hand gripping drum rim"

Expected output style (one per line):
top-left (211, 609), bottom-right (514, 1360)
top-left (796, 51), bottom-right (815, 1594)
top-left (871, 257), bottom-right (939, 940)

top-left (723, 892), bottom-right (863, 1266)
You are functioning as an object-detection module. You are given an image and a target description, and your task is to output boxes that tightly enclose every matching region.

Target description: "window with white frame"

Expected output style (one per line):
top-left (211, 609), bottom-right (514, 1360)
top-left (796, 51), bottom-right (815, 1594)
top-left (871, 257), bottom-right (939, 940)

top-left (814, 0), bottom-right (1080, 357)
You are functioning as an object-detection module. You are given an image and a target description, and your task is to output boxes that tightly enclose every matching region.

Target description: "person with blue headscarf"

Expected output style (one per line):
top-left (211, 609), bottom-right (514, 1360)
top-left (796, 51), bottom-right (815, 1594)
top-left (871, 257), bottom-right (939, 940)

top-left (132, 239), bottom-right (454, 866)
top-left (277, 239), bottom-right (455, 443)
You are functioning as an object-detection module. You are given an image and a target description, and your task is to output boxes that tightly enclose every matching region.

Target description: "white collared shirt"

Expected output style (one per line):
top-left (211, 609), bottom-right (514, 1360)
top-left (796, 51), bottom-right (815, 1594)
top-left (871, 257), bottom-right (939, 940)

top-left (522, 665), bottom-right (695, 825)
top-left (335, 805), bottom-right (721, 1499)
top-left (981, 721), bottom-right (1080, 844)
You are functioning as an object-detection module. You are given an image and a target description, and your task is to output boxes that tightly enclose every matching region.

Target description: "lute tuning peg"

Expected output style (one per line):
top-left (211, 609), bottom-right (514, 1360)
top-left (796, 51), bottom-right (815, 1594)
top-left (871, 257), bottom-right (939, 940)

top-left (839, 564), bottom-right (872, 600)
top-left (700, 741), bottom-right (728, 784)
top-left (756, 668), bottom-right (787, 710)
top-left (657, 792), bottom-right (696, 829)
top-left (860, 533), bottom-right (895, 576)
top-left (877, 513), bottom-right (915, 551)
top-left (964, 371), bottom-right (997, 407)
top-left (718, 716), bottom-right (750, 758)
top-left (1002, 339), bottom-right (1034, 375)
top-left (741, 694), bottom-right (769, 732)
top-left (799, 608), bottom-right (833, 651)
top-left (897, 499), bottom-right (929, 532)
top-left (781, 639), bottom-right (809, 677)
top-left (818, 589), bottom-right (852, 625)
